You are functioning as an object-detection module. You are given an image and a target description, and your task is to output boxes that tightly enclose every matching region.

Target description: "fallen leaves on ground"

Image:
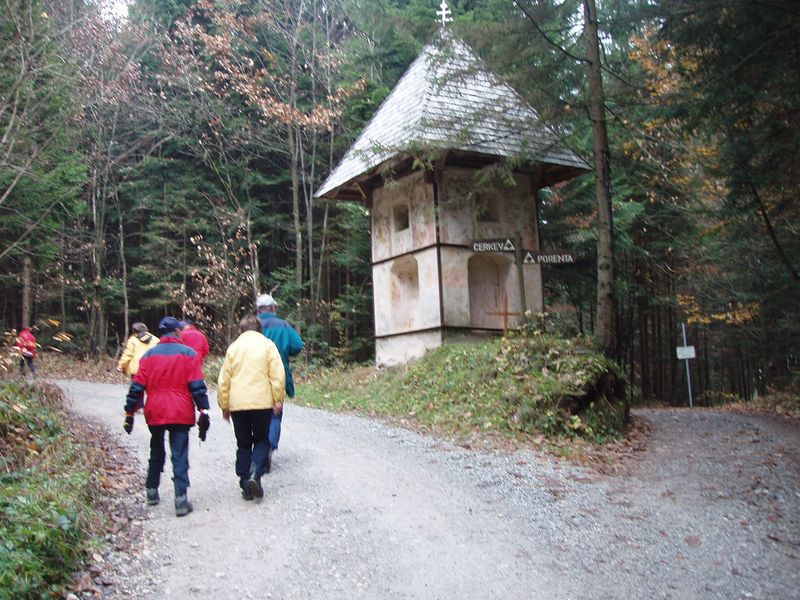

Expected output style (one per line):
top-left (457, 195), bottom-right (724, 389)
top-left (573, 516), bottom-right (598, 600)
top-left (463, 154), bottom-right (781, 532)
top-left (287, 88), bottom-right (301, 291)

top-left (36, 353), bottom-right (125, 383)
top-left (66, 415), bottom-right (147, 597)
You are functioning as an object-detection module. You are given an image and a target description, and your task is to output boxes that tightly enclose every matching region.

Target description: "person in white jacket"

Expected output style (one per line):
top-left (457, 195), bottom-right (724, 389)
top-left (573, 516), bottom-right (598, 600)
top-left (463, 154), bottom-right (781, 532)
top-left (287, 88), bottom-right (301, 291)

top-left (217, 315), bottom-right (285, 500)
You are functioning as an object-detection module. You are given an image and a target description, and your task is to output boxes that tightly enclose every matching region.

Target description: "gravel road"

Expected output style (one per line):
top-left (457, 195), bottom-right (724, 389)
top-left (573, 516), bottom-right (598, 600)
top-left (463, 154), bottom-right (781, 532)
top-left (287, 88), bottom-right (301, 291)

top-left (58, 380), bottom-right (799, 600)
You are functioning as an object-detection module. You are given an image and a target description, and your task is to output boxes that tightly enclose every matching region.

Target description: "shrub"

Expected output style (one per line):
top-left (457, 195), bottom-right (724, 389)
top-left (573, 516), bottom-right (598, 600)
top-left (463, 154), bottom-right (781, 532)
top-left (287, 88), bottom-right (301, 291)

top-left (499, 316), bottom-right (627, 441)
top-left (299, 315), bottom-right (628, 443)
top-left (0, 382), bottom-right (94, 599)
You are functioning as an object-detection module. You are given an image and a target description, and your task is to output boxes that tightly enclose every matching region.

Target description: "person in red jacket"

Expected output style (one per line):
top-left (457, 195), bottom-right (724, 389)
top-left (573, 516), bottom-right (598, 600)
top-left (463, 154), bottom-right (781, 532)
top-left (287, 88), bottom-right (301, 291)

top-left (15, 327), bottom-right (37, 376)
top-left (123, 316), bottom-right (210, 517)
top-left (179, 319), bottom-right (210, 365)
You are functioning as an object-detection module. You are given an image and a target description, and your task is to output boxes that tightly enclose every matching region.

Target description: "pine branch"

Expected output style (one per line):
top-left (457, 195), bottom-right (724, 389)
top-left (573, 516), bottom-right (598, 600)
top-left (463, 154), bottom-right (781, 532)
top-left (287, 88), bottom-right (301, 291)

top-left (512, 0), bottom-right (588, 64)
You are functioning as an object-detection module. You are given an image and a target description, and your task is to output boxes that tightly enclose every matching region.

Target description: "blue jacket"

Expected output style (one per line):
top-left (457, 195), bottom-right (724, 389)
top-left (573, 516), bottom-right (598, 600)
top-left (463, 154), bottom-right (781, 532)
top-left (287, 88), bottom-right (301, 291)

top-left (258, 312), bottom-right (304, 397)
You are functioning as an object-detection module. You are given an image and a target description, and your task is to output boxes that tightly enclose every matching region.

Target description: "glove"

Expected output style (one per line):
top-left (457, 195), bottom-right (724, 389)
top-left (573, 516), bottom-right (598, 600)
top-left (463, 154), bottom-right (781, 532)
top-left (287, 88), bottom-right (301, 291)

top-left (198, 411), bottom-right (210, 442)
top-left (123, 413), bottom-right (134, 434)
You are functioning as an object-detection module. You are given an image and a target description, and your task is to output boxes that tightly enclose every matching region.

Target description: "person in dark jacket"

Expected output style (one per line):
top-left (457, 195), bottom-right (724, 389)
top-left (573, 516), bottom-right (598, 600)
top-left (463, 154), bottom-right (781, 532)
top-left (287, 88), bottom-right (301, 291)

top-left (256, 293), bottom-right (304, 472)
top-left (123, 316), bottom-right (210, 517)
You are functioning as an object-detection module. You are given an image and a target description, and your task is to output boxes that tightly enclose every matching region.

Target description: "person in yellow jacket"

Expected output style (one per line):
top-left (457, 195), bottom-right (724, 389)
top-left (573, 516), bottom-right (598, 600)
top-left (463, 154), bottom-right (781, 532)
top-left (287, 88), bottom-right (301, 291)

top-left (117, 322), bottom-right (159, 378)
top-left (217, 314), bottom-right (285, 501)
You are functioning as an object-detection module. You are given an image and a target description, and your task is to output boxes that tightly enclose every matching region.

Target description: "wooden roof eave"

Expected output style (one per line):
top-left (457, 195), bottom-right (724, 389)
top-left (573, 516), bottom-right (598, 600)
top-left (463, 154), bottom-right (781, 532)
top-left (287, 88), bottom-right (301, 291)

top-left (317, 154), bottom-right (419, 205)
top-left (317, 151), bottom-right (591, 203)
top-left (538, 163), bottom-right (591, 188)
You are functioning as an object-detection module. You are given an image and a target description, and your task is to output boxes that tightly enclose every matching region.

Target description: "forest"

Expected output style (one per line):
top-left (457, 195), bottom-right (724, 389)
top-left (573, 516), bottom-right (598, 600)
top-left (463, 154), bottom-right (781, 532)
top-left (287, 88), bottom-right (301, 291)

top-left (1, 0), bottom-right (798, 405)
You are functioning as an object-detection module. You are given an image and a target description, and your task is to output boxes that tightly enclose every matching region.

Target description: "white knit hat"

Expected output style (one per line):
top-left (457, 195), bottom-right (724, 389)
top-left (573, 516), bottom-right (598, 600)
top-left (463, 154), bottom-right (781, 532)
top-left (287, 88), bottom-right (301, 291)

top-left (256, 293), bottom-right (277, 308)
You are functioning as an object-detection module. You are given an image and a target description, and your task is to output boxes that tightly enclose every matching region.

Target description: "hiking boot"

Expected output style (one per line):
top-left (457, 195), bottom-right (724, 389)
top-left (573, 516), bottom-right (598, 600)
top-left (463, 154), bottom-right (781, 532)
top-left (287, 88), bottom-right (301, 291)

top-left (146, 488), bottom-right (160, 506)
top-left (241, 486), bottom-right (254, 501)
top-left (174, 495), bottom-right (193, 517)
top-left (244, 477), bottom-right (263, 499)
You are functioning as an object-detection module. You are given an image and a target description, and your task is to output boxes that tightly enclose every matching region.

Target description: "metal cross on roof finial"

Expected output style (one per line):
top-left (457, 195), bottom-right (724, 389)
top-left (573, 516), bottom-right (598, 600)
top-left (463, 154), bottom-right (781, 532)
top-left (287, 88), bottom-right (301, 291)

top-left (437, 0), bottom-right (453, 28)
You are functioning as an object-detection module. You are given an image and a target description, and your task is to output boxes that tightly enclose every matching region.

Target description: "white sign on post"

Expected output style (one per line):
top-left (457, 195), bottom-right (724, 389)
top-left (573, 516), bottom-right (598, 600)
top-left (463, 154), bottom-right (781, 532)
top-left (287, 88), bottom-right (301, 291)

top-left (472, 238), bottom-right (515, 253)
top-left (676, 345), bottom-right (696, 360)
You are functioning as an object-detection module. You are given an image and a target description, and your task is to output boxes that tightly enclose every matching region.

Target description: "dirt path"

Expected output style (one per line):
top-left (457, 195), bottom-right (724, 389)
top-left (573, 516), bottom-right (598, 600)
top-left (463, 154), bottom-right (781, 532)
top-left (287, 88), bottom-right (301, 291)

top-left (59, 381), bottom-right (799, 600)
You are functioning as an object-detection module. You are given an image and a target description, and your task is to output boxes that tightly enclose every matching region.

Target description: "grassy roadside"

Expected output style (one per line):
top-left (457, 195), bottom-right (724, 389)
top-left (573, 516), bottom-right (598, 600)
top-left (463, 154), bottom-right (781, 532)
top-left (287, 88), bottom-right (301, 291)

top-left (296, 324), bottom-right (628, 447)
top-left (297, 342), bottom-right (511, 437)
top-left (0, 381), bottom-right (102, 598)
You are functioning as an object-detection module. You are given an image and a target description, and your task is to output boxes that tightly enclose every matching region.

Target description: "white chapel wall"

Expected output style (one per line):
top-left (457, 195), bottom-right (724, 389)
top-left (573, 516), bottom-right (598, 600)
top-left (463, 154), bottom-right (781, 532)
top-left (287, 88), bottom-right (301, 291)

top-left (436, 169), bottom-right (543, 326)
top-left (373, 247), bottom-right (441, 338)
top-left (438, 170), bottom-right (538, 249)
top-left (375, 330), bottom-right (443, 368)
top-left (371, 171), bottom-right (435, 263)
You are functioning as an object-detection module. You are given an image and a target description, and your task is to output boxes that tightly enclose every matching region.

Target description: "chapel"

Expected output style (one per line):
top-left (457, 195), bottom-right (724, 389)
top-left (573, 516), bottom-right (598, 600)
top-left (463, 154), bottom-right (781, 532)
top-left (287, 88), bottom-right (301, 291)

top-left (316, 19), bottom-right (588, 367)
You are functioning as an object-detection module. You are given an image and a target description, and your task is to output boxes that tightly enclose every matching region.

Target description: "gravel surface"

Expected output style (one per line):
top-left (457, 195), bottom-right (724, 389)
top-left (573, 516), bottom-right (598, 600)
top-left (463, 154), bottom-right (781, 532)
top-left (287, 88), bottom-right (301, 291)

top-left (58, 380), bottom-right (799, 600)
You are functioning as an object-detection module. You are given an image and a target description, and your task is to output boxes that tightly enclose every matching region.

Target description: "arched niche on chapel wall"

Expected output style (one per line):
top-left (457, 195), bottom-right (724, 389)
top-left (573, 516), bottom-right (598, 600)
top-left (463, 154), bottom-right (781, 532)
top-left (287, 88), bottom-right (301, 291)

top-left (467, 253), bottom-right (512, 329)
top-left (389, 256), bottom-right (420, 331)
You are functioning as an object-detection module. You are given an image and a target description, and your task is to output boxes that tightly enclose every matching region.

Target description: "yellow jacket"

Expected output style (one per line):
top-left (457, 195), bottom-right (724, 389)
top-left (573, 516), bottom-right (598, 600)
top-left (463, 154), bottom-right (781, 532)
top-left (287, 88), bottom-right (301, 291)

top-left (217, 330), bottom-right (286, 412)
top-left (118, 333), bottom-right (159, 376)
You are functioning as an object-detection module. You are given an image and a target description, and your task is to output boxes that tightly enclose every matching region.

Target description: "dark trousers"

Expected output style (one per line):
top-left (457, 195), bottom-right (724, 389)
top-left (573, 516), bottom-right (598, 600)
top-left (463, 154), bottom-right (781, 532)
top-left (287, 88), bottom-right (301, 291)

top-left (231, 409), bottom-right (273, 487)
top-left (269, 410), bottom-right (282, 450)
top-left (19, 356), bottom-right (35, 374)
top-left (146, 424), bottom-right (190, 497)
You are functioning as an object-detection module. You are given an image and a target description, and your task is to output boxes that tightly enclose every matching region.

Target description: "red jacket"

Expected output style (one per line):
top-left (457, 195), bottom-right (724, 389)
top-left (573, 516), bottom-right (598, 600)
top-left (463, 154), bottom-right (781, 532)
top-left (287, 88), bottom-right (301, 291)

top-left (15, 328), bottom-right (37, 358)
top-left (125, 334), bottom-right (209, 426)
top-left (180, 326), bottom-right (210, 363)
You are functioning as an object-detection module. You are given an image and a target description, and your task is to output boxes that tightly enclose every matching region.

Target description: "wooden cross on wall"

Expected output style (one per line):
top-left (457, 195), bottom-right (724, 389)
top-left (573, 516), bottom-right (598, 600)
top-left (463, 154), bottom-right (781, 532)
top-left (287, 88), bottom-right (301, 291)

top-left (485, 295), bottom-right (523, 331)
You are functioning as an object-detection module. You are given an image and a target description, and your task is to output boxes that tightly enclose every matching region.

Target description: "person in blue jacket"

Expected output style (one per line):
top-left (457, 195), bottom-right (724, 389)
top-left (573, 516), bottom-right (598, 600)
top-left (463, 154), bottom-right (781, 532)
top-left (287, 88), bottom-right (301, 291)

top-left (256, 293), bottom-right (304, 472)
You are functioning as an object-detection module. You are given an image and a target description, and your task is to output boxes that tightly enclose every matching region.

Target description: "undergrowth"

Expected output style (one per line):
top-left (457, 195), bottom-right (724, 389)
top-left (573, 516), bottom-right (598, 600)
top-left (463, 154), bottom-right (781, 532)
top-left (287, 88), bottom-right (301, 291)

top-left (0, 382), bottom-right (97, 599)
top-left (297, 319), bottom-right (627, 444)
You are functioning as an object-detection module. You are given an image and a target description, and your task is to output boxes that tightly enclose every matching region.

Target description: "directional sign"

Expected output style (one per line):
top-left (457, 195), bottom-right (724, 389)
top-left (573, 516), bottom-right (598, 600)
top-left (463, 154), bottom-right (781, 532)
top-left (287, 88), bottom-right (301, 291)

top-left (472, 238), bottom-right (515, 253)
top-left (472, 240), bottom-right (575, 264)
top-left (523, 252), bottom-right (576, 265)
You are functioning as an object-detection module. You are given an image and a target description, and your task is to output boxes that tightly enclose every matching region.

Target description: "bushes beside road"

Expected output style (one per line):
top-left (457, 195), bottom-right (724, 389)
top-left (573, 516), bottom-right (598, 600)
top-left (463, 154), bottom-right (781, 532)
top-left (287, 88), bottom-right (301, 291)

top-left (299, 319), bottom-right (628, 444)
top-left (0, 382), bottom-right (96, 598)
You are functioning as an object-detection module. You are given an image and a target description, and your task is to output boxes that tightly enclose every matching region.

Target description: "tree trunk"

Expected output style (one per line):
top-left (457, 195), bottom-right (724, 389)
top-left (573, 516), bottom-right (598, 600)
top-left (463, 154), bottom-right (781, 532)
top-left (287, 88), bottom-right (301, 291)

top-left (316, 4), bottom-right (335, 307)
top-left (245, 209), bottom-right (259, 301)
top-left (583, 0), bottom-right (615, 355)
top-left (117, 192), bottom-right (129, 340)
top-left (87, 166), bottom-right (102, 354)
top-left (60, 238), bottom-right (66, 330)
top-left (749, 177), bottom-right (799, 281)
top-left (288, 13), bottom-right (303, 292)
top-left (638, 288), bottom-right (650, 400)
top-left (21, 254), bottom-right (31, 328)
top-left (306, 0), bottom-right (318, 318)
top-left (289, 123), bottom-right (303, 291)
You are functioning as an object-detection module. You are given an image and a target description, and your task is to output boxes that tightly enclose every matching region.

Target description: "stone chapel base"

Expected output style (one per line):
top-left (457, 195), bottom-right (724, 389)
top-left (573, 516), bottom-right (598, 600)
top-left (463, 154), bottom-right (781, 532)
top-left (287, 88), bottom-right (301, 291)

top-left (375, 328), bottom-right (501, 368)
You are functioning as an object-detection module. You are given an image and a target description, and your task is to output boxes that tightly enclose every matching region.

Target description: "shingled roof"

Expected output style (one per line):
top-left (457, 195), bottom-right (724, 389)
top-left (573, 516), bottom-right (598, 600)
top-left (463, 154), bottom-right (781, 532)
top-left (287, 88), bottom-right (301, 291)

top-left (316, 36), bottom-right (589, 200)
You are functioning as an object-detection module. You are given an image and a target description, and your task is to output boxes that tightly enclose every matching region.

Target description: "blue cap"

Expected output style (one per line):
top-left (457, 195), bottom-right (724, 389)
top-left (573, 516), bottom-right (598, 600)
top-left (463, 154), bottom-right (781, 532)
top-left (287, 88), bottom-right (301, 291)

top-left (177, 320), bottom-right (188, 329)
top-left (158, 316), bottom-right (182, 333)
